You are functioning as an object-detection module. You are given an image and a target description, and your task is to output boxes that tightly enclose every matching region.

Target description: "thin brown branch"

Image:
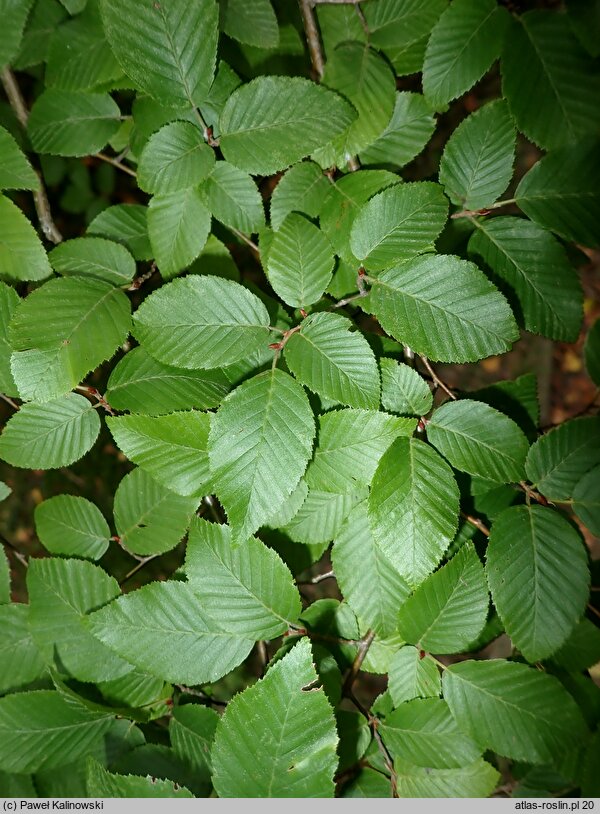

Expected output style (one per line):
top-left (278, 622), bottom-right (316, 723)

top-left (95, 151), bottom-right (137, 178)
top-left (0, 392), bottom-right (19, 410)
top-left (229, 226), bottom-right (259, 254)
top-left (451, 198), bottom-right (516, 219)
top-left (127, 262), bottom-right (158, 291)
top-left (519, 481), bottom-right (550, 506)
top-left (461, 511), bottom-right (490, 538)
top-left (1, 533), bottom-right (28, 569)
top-left (299, 0), bottom-right (325, 80)
top-left (348, 691), bottom-right (398, 797)
top-left (1, 67), bottom-right (63, 244)
top-left (119, 554), bottom-right (159, 586)
top-left (419, 356), bottom-right (457, 400)
top-left (342, 629), bottom-right (375, 696)
top-left (587, 603), bottom-right (600, 621)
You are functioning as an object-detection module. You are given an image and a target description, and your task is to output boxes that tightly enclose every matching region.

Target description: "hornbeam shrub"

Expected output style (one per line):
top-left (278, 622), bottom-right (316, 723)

top-left (0, 0), bottom-right (599, 799)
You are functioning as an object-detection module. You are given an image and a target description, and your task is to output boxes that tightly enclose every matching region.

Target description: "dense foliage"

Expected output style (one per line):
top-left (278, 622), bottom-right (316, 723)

top-left (1, 0), bottom-right (600, 799)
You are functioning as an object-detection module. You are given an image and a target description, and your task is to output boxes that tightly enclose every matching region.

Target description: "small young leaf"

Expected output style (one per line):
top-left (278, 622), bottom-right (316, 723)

top-left (270, 161), bottom-right (329, 230)
top-left (427, 400), bottom-right (529, 483)
top-left (28, 89), bottom-right (121, 156)
top-left (100, 0), bottom-right (218, 106)
top-left (380, 359), bottom-right (433, 417)
top-left (573, 465), bottom-right (600, 535)
top-left (35, 495), bottom-right (111, 560)
top-left (133, 275), bottom-right (270, 369)
top-left (211, 639), bottom-right (338, 798)
top-left (27, 557), bottom-right (132, 683)
top-left (113, 468), bottom-right (199, 556)
top-left (332, 501), bottom-right (411, 638)
top-left (486, 505), bottom-right (590, 662)
top-left (439, 100), bottom-right (516, 210)
top-left (525, 416), bottom-right (600, 500)
top-left (185, 518), bottom-right (301, 639)
top-left (209, 369), bottom-right (315, 543)
top-left (0, 125), bottom-right (39, 191)
top-left (371, 254), bottom-right (518, 364)
top-left (199, 161), bottom-right (265, 233)
top-left (49, 237), bottom-right (136, 286)
top-left (350, 182), bottom-right (448, 271)
top-left (0, 393), bottom-right (100, 469)
top-left (443, 660), bottom-right (588, 763)
top-left (108, 412), bottom-right (211, 497)
top-left (0, 195), bottom-right (52, 283)
top-left (0, 0), bottom-right (35, 67)
top-left (306, 408), bottom-right (415, 494)
top-left (89, 580), bottom-right (253, 685)
top-left (396, 543), bottom-right (489, 653)
top-left (266, 214), bottom-right (335, 309)
top-left (219, 76), bottom-right (356, 175)
top-left (423, 0), bottom-right (509, 109)
top-left (364, 0), bottom-right (446, 54)
top-left (359, 91), bottom-right (436, 169)
top-left (137, 121), bottom-right (215, 195)
top-left (147, 188), bottom-right (211, 279)
top-left (388, 646), bottom-right (441, 707)
top-left (394, 758), bottom-right (499, 798)
top-left (342, 768), bottom-right (391, 798)
top-left (369, 437), bottom-right (460, 587)
top-left (105, 347), bottom-right (230, 415)
top-left (284, 312), bottom-right (380, 409)
top-left (88, 203), bottom-right (152, 261)
top-left (219, 0), bottom-right (279, 48)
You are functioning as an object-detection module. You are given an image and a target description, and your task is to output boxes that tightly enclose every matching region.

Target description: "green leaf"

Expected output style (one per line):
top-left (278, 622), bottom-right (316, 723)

top-left (185, 518), bottom-right (301, 638)
top-left (189, 233), bottom-right (240, 281)
top-left (350, 182), bottom-right (448, 271)
top-left (147, 188), bottom-right (211, 279)
top-left (332, 502), bottom-right (411, 638)
top-left (27, 89), bottom-right (121, 156)
top-left (0, 481), bottom-right (10, 503)
top-left (443, 659), bottom-right (589, 763)
top-left (501, 12), bottom-right (600, 151)
top-left (369, 437), bottom-right (460, 587)
top-left (133, 275), bottom-right (270, 369)
top-left (0, 125), bottom-right (38, 191)
top-left (88, 203), bottom-right (152, 261)
top-left (108, 412), bottom-right (211, 497)
top-left (45, 7), bottom-right (123, 92)
top-left (211, 638), bottom-right (338, 797)
top-left (0, 690), bottom-right (113, 774)
top-left (9, 277), bottom-right (131, 403)
top-left (381, 698), bottom-right (483, 769)
top-left (427, 399), bottom-right (529, 483)
top-left (0, 281), bottom-right (19, 397)
top-left (0, 393), bottom-right (100, 469)
top-left (113, 468), bottom-right (199, 556)
top-left (550, 618), bottom-right (600, 673)
top-left (219, 76), bottom-right (356, 175)
top-left (468, 216), bottom-right (583, 342)
top-left (313, 43), bottom-right (396, 168)
top-left (89, 580), bottom-right (253, 685)
top-left (13, 0), bottom-right (67, 71)
top-left (515, 139), bottom-right (600, 249)
top-left (358, 91), bottom-right (436, 170)
top-left (105, 347), bottom-right (230, 415)
top-left (0, 548), bottom-right (8, 604)
top-left (388, 646), bottom-right (441, 707)
top-left (0, 194), bottom-right (52, 283)
top-left (573, 464), bottom-right (600, 535)
top-left (567, 0), bottom-right (600, 58)
top-left (380, 359), bottom-right (433, 417)
top-left (0, 604), bottom-right (45, 693)
top-left (319, 169), bottom-right (400, 264)
top-left (0, 0), bottom-right (35, 67)
top-left (137, 121), bottom-right (215, 195)
top-left (199, 161), bottom-right (265, 233)
top-left (219, 0), bottom-right (278, 48)
top-left (396, 543), bottom-right (488, 653)
top-left (585, 318), bottom-right (600, 386)
top-left (283, 487), bottom-right (364, 546)
top-left (394, 758), bottom-right (499, 798)
top-left (86, 758), bottom-right (193, 798)
top-left (342, 768), bottom-right (391, 798)
top-left (423, 0), bottom-right (509, 109)
top-left (371, 254), bottom-right (518, 363)
top-left (439, 100), bottom-right (515, 210)
top-left (486, 505), bottom-right (589, 662)
top-left (170, 705), bottom-right (218, 774)
top-left (100, 0), bottom-right (218, 106)
top-left (525, 417), bottom-right (600, 500)
top-left (209, 369), bottom-right (315, 543)
top-left (270, 161), bottom-right (329, 230)
top-left (306, 408), bottom-right (415, 494)
top-left (34, 495), bottom-right (111, 560)
top-left (27, 557), bottom-right (132, 683)
top-left (284, 312), bottom-right (380, 409)
top-left (49, 237), bottom-right (136, 286)
top-left (266, 214), bottom-right (334, 309)
top-left (364, 0), bottom-right (446, 53)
